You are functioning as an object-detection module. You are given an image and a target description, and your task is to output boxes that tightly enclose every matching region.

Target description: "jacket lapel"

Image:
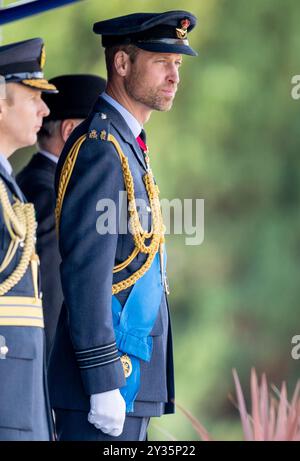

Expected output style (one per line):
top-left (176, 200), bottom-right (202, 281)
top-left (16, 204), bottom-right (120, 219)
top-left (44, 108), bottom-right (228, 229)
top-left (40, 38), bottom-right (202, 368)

top-left (93, 97), bottom-right (148, 172)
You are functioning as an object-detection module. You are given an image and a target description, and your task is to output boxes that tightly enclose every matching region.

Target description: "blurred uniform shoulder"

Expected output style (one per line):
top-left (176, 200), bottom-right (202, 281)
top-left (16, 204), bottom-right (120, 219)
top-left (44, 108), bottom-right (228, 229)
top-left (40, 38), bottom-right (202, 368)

top-left (56, 111), bottom-right (113, 185)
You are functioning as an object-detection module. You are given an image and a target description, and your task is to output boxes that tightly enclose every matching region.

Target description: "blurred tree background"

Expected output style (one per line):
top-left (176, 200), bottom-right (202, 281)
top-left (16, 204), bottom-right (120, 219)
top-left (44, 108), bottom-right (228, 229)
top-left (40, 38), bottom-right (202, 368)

top-left (2, 0), bottom-right (300, 440)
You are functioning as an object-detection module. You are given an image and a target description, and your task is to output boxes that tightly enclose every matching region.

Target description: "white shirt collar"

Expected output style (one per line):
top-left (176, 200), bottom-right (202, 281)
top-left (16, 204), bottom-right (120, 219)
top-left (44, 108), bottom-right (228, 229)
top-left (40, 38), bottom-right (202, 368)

top-left (0, 153), bottom-right (13, 175)
top-left (39, 149), bottom-right (59, 164)
top-left (101, 92), bottom-right (142, 138)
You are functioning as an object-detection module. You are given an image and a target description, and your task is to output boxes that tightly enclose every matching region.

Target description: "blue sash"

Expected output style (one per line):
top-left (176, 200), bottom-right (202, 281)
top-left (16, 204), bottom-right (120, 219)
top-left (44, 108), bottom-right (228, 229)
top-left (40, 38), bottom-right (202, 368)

top-left (112, 250), bottom-right (166, 412)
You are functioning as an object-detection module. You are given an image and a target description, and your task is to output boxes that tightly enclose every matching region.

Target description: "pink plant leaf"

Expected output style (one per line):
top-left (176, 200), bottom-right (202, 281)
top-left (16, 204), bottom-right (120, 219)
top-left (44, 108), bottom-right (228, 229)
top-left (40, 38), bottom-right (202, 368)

top-left (290, 381), bottom-right (300, 409)
top-left (179, 370), bottom-right (300, 442)
top-left (233, 369), bottom-right (253, 441)
top-left (286, 397), bottom-right (300, 441)
top-left (251, 368), bottom-right (263, 440)
top-left (228, 392), bottom-right (239, 412)
top-left (259, 373), bottom-right (269, 440)
top-left (175, 401), bottom-right (214, 441)
top-left (286, 409), bottom-right (299, 440)
top-left (274, 383), bottom-right (288, 441)
top-left (268, 398), bottom-right (276, 441)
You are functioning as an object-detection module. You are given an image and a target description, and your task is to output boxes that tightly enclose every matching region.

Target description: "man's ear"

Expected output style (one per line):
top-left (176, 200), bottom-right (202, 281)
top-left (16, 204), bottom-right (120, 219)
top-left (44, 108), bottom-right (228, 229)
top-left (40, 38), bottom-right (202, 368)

top-left (114, 50), bottom-right (131, 77)
top-left (61, 119), bottom-right (83, 143)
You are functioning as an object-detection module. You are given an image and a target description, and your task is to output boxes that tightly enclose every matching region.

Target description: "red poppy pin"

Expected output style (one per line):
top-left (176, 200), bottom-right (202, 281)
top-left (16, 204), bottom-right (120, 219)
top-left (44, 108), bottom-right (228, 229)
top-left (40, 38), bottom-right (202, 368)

top-left (176, 18), bottom-right (190, 39)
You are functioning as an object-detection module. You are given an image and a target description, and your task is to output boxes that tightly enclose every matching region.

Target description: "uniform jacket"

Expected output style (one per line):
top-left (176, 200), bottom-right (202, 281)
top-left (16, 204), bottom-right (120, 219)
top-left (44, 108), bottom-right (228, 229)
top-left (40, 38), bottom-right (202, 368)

top-left (0, 163), bottom-right (51, 440)
top-left (48, 96), bottom-right (175, 417)
top-left (17, 153), bottom-right (63, 360)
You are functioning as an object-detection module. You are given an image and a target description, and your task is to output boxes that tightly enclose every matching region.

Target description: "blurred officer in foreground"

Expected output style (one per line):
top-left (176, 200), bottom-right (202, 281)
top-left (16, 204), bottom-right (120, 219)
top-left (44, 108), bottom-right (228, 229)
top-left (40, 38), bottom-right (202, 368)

top-left (0, 38), bottom-right (57, 440)
top-left (17, 74), bottom-right (106, 360)
top-left (49, 11), bottom-right (197, 441)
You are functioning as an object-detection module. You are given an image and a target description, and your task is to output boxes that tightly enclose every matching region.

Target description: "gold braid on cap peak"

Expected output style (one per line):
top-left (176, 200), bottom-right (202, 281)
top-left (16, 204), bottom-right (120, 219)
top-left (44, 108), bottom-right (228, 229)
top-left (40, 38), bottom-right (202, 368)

top-left (22, 78), bottom-right (57, 91)
top-left (55, 133), bottom-right (165, 295)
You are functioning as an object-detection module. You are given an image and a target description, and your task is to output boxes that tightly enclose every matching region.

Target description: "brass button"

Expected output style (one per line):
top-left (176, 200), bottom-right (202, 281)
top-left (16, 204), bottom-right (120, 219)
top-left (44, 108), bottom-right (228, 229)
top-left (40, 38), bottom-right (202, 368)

top-left (0, 346), bottom-right (8, 355)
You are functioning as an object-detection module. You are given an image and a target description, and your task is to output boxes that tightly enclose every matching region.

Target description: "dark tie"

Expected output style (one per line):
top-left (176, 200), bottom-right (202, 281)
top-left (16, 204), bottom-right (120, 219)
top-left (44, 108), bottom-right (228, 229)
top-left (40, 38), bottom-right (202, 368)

top-left (136, 129), bottom-right (150, 170)
top-left (139, 128), bottom-right (147, 144)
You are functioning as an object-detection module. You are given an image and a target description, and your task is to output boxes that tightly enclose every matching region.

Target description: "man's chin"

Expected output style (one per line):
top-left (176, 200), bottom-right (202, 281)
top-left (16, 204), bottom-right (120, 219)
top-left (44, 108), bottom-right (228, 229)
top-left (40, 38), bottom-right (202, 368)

top-left (150, 96), bottom-right (174, 112)
top-left (22, 134), bottom-right (37, 148)
top-left (155, 102), bottom-right (174, 112)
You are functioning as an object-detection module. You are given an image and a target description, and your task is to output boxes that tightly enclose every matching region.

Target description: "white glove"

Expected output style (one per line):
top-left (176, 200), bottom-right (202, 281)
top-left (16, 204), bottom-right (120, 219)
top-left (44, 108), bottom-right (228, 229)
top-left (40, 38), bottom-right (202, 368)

top-left (88, 389), bottom-right (126, 437)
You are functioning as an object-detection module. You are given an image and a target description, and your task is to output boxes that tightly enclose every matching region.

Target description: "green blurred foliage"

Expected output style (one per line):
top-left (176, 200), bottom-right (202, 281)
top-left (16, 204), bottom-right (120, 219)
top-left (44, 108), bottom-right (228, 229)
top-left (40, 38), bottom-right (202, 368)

top-left (3, 0), bottom-right (300, 440)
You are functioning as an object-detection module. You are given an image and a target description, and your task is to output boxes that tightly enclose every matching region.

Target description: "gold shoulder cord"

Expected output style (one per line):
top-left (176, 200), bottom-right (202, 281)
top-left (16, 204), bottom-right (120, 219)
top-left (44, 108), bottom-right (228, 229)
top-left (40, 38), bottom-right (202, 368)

top-left (0, 179), bottom-right (39, 297)
top-left (108, 134), bottom-right (165, 294)
top-left (55, 133), bottom-right (165, 295)
top-left (55, 134), bottom-right (87, 233)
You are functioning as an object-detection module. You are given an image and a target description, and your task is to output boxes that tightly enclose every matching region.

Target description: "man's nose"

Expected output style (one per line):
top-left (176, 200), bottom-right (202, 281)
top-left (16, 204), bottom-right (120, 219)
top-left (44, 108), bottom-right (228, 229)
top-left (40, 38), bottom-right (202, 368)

top-left (39, 100), bottom-right (50, 118)
top-left (168, 64), bottom-right (180, 85)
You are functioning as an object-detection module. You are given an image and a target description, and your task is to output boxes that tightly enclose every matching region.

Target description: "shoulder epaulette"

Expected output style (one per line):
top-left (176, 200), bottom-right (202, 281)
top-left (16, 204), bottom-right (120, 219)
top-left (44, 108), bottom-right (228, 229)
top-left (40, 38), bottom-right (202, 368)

top-left (87, 111), bottom-right (111, 142)
top-left (55, 112), bottom-right (113, 233)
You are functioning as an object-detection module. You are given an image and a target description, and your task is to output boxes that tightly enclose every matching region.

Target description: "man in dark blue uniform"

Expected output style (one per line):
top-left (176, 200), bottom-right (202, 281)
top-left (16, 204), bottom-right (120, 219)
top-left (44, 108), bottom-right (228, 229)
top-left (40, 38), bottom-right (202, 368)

top-left (48, 10), bottom-right (197, 441)
top-left (17, 74), bottom-right (106, 360)
top-left (0, 38), bottom-right (57, 440)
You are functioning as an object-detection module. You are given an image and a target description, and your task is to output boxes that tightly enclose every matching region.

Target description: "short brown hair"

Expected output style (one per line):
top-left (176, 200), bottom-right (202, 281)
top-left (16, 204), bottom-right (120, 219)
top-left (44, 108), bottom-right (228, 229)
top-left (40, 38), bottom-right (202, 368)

top-left (37, 120), bottom-right (62, 150)
top-left (105, 44), bottom-right (139, 79)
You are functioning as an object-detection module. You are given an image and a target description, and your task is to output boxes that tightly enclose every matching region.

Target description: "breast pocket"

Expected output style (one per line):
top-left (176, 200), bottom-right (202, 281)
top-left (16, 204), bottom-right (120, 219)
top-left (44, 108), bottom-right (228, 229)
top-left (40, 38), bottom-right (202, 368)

top-left (0, 339), bottom-right (35, 431)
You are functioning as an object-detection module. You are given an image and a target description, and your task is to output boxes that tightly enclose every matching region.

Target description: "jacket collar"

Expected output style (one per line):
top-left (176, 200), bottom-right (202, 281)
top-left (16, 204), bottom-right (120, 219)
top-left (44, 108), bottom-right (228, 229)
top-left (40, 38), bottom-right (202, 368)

top-left (33, 152), bottom-right (58, 172)
top-left (93, 96), bottom-right (148, 172)
top-left (0, 162), bottom-right (24, 201)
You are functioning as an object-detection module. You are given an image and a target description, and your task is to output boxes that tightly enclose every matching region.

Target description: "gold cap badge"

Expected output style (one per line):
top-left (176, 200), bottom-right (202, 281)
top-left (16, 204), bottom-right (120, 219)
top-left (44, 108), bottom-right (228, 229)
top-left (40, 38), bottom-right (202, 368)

top-left (176, 18), bottom-right (190, 40)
